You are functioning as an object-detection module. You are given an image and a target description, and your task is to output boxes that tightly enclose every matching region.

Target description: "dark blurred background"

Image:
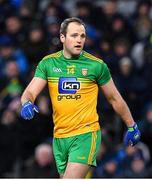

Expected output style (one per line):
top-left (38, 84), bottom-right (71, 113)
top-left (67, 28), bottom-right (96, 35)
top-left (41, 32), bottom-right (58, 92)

top-left (0, 0), bottom-right (152, 178)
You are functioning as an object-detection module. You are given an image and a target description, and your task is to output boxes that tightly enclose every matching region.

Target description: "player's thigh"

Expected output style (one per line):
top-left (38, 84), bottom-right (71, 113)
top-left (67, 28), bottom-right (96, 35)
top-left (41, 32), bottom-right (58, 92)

top-left (63, 162), bottom-right (90, 178)
top-left (53, 138), bottom-right (68, 175)
top-left (69, 130), bottom-right (101, 166)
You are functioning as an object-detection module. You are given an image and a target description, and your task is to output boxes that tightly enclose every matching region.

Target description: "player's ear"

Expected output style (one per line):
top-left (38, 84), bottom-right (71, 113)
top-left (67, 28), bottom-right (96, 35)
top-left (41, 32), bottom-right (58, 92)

top-left (60, 34), bottom-right (65, 43)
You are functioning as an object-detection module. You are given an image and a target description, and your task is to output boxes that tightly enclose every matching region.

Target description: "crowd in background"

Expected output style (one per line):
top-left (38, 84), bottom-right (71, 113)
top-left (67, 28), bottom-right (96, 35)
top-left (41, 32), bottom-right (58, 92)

top-left (0, 0), bottom-right (152, 178)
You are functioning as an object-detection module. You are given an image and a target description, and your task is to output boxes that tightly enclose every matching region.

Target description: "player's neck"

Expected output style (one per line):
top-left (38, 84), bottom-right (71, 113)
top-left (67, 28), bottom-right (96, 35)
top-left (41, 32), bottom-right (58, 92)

top-left (63, 50), bottom-right (81, 59)
top-left (63, 50), bottom-right (71, 58)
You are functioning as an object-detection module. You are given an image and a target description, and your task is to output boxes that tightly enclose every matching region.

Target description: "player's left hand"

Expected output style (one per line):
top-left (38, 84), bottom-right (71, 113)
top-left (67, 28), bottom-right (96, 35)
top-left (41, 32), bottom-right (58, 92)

top-left (124, 123), bottom-right (141, 146)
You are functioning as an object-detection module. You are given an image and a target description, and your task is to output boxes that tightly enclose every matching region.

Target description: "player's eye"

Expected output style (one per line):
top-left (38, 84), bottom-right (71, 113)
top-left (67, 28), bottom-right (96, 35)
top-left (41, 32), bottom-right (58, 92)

top-left (71, 34), bottom-right (78, 38)
top-left (81, 34), bottom-right (86, 39)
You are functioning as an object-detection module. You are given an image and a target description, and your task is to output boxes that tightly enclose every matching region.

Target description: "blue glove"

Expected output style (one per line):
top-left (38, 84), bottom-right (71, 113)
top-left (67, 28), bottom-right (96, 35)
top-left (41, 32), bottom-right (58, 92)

top-left (21, 101), bottom-right (39, 120)
top-left (124, 123), bottom-right (141, 146)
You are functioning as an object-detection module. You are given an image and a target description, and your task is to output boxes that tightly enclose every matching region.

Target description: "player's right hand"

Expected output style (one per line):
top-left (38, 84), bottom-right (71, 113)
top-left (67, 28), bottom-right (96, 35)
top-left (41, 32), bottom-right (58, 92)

top-left (21, 101), bottom-right (39, 120)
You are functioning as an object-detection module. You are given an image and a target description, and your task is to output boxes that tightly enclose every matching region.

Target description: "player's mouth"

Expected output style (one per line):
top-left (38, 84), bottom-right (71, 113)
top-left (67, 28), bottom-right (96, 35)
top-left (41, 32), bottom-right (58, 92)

top-left (74, 45), bottom-right (81, 49)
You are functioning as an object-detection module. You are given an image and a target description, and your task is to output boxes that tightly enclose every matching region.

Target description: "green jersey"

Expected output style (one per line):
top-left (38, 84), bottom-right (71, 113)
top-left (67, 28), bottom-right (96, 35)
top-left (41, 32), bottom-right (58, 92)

top-left (35, 50), bottom-right (111, 137)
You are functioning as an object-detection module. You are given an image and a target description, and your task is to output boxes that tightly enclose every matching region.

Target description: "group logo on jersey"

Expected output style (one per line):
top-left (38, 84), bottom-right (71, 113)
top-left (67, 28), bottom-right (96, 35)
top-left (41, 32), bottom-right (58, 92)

top-left (58, 77), bottom-right (81, 101)
top-left (58, 77), bottom-right (80, 94)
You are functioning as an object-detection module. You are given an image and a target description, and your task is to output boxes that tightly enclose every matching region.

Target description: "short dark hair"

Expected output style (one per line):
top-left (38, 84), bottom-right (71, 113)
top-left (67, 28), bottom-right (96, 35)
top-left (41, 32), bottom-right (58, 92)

top-left (60, 17), bottom-right (86, 35)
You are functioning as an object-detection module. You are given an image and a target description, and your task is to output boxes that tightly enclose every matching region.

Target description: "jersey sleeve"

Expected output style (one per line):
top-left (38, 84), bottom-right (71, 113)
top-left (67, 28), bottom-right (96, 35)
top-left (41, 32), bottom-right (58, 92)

top-left (34, 59), bottom-right (47, 80)
top-left (96, 62), bottom-right (111, 86)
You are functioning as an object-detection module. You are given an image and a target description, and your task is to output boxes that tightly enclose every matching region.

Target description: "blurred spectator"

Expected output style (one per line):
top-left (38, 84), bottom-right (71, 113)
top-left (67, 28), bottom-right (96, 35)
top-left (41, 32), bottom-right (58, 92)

top-left (75, 0), bottom-right (93, 24)
top-left (99, 159), bottom-right (121, 178)
top-left (21, 23), bottom-right (49, 65)
top-left (0, 109), bottom-right (20, 177)
top-left (42, 1), bottom-right (68, 25)
top-left (0, 1), bottom-right (11, 34)
top-left (19, 3), bottom-right (35, 29)
top-left (50, 0), bottom-right (69, 20)
top-left (141, 38), bottom-right (152, 102)
top-left (114, 56), bottom-right (147, 119)
top-left (85, 24), bottom-right (101, 52)
top-left (44, 3), bottom-right (59, 19)
top-left (93, 148), bottom-right (122, 178)
top-left (109, 15), bottom-right (136, 45)
top-left (0, 60), bottom-right (24, 114)
top-left (113, 38), bottom-right (130, 59)
top-left (0, 0), bottom-right (24, 34)
top-left (8, 96), bottom-right (21, 116)
top-left (21, 143), bottom-right (59, 178)
top-left (98, 37), bottom-right (112, 62)
top-left (0, 35), bottom-right (29, 77)
top-left (45, 17), bottom-right (61, 51)
top-left (138, 103), bottom-right (152, 161)
top-left (131, 40), bottom-right (145, 70)
top-left (94, 142), bottom-right (151, 178)
top-left (99, 0), bottom-right (123, 35)
top-left (131, 0), bottom-right (152, 41)
top-left (117, 0), bottom-right (137, 17)
top-left (109, 38), bottom-right (131, 75)
top-left (39, 0), bottom-right (69, 20)
top-left (5, 15), bottom-right (26, 46)
top-left (122, 156), bottom-right (149, 178)
top-left (116, 144), bottom-right (150, 177)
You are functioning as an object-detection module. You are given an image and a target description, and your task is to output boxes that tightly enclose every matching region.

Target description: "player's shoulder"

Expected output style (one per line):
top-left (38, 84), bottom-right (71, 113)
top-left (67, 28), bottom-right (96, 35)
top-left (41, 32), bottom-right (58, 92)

top-left (42, 51), bottom-right (62, 61)
top-left (83, 51), bottom-right (104, 64)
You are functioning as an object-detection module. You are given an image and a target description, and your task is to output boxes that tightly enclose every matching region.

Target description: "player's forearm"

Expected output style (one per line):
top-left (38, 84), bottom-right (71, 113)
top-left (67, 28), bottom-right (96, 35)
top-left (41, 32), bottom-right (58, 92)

top-left (111, 97), bottom-right (135, 127)
top-left (21, 89), bottom-right (35, 105)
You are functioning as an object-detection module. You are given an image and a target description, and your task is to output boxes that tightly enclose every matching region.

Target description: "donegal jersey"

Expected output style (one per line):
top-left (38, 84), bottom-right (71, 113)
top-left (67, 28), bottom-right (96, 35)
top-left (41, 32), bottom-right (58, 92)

top-left (34, 50), bottom-right (111, 138)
